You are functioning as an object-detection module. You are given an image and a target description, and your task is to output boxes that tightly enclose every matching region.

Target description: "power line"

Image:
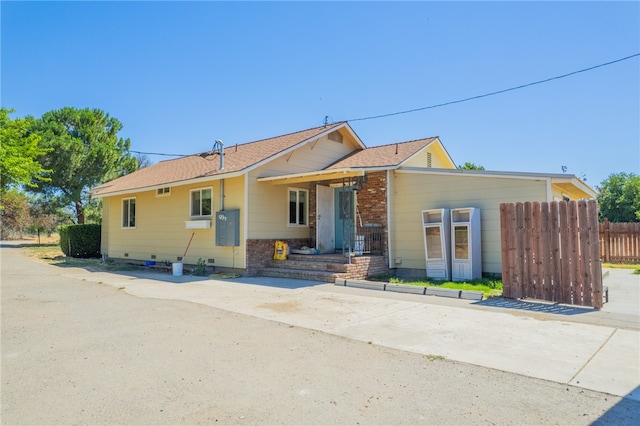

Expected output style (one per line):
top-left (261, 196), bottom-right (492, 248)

top-left (345, 53), bottom-right (640, 123)
top-left (130, 149), bottom-right (188, 157)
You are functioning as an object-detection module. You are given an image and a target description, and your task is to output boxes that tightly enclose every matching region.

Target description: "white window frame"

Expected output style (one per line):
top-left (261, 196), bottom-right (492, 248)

top-left (190, 187), bottom-right (213, 218)
top-left (122, 197), bottom-right (136, 229)
top-left (288, 188), bottom-right (308, 227)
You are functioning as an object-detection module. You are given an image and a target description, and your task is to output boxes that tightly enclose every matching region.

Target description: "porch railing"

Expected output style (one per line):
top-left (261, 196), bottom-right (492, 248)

top-left (350, 224), bottom-right (384, 255)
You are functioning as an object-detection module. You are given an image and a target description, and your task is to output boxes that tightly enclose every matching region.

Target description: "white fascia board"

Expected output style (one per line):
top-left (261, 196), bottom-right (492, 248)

top-left (397, 167), bottom-right (576, 181)
top-left (434, 138), bottom-right (457, 168)
top-left (396, 138), bottom-right (437, 167)
top-left (91, 170), bottom-right (245, 199)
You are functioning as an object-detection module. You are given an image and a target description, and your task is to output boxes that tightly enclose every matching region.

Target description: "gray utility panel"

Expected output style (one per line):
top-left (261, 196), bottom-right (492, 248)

top-left (216, 210), bottom-right (240, 246)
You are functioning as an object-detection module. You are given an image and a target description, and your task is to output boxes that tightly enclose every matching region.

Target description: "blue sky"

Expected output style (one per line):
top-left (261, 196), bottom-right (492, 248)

top-left (2, 1), bottom-right (638, 188)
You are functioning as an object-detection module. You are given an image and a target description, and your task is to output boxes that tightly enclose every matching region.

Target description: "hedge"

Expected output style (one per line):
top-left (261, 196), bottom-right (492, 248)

top-left (60, 224), bottom-right (101, 258)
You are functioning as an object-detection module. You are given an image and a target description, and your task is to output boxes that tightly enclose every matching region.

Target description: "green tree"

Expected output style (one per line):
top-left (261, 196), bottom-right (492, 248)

top-left (29, 107), bottom-right (137, 224)
top-left (458, 162), bottom-right (485, 170)
top-left (597, 172), bottom-right (640, 222)
top-left (0, 108), bottom-right (51, 195)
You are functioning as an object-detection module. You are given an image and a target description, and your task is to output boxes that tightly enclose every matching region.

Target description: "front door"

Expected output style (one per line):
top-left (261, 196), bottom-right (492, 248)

top-left (334, 187), bottom-right (354, 250)
top-left (316, 185), bottom-right (334, 253)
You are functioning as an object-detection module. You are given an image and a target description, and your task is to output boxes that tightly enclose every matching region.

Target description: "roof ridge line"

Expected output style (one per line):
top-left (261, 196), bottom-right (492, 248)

top-left (230, 121), bottom-right (346, 148)
top-left (373, 136), bottom-right (439, 148)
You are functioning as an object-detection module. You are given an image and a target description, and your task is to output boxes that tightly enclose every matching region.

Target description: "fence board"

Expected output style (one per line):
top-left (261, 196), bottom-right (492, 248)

top-left (550, 201), bottom-right (562, 303)
top-left (578, 201), bottom-right (591, 307)
top-left (500, 200), bottom-right (603, 309)
top-left (499, 203), bottom-right (512, 298)
top-left (588, 201), bottom-right (603, 309)
top-left (531, 202), bottom-right (543, 300)
top-left (568, 201), bottom-right (580, 305)
top-left (540, 202), bottom-right (553, 301)
top-left (559, 202), bottom-right (571, 305)
top-left (523, 202), bottom-right (532, 299)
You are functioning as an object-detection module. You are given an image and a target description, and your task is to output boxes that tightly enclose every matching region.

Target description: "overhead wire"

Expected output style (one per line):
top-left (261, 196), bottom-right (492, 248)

top-left (128, 53), bottom-right (639, 157)
top-left (344, 53), bottom-right (640, 122)
top-left (130, 149), bottom-right (189, 157)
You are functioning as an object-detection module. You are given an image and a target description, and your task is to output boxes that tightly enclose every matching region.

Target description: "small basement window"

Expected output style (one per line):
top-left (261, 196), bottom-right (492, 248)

top-left (156, 187), bottom-right (171, 196)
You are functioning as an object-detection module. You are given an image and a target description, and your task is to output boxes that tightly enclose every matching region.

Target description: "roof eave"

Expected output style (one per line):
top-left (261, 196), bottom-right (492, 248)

top-left (91, 169), bottom-right (246, 198)
top-left (256, 166), bottom-right (393, 185)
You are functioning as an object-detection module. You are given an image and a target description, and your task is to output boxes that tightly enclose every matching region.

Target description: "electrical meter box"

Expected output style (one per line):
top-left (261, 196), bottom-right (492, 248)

top-left (421, 209), bottom-right (451, 280)
top-left (451, 207), bottom-right (481, 281)
top-left (216, 210), bottom-right (240, 246)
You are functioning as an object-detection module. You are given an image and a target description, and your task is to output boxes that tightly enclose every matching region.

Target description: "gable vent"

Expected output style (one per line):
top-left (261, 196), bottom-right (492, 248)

top-left (427, 152), bottom-right (432, 168)
top-left (328, 131), bottom-right (343, 143)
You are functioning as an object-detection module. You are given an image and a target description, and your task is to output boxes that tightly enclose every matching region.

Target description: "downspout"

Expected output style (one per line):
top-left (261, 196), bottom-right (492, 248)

top-left (220, 179), bottom-right (224, 211)
top-left (387, 170), bottom-right (393, 269)
top-left (215, 139), bottom-right (225, 210)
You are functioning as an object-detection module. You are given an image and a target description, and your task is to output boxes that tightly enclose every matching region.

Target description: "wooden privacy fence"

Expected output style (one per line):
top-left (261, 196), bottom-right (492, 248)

top-left (500, 200), bottom-right (603, 309)
top-left (599, 220), bottom-right (640, 263)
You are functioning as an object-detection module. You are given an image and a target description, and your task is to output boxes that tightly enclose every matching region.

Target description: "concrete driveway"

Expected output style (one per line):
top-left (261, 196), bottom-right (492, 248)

top-left (2, 242), bottom-right (639, 424)
top-left (54, 259), bottom-right (640, 401)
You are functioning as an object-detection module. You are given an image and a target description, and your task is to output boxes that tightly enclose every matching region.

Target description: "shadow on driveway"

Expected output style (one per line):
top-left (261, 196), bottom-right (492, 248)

top-left (473, 297), bottom-right (595, 316)
top-left (592, 385), bottom-right (640, 423)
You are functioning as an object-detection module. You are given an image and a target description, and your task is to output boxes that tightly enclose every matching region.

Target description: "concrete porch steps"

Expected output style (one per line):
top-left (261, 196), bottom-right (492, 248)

top-left (258, 252), bottom-right (366, 282)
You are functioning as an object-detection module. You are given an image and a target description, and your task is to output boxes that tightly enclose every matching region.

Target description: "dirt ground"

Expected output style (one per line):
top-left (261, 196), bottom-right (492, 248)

top-left (2, 242), bottom-right (638, 425)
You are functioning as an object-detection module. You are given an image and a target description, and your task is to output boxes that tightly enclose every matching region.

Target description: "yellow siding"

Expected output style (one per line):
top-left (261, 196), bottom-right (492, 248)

top-left (257, 134), bottom-right (359, 178)
top-left (390, 172), bottom-right (547, 274)
top-left (551, 183), bottom-right (594, 201)
top-left (247, 135), bottom-right (358, 239)
top-left (403, 140), bottom-right (456, 169)
top-left (100, 198), bottom-right (110, 254)
top-left (247, 169), bottom-right (310, 239)
top-left (102, 176), bottom-right (246, 268)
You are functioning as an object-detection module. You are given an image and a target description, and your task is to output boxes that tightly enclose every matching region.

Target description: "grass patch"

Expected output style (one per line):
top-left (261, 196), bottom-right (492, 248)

top-left (602, 262), bottom-right (640, 270)
top-left (387, 277), bottom-right (502, 298)
top-left (24, 244), bottom-right (144, 272)
top-left (425, 354), bottom-right (445, 361)
top-left (602, 262), bottom-right (640, 275)
top-left (24, 243), bottom-right (66, 262)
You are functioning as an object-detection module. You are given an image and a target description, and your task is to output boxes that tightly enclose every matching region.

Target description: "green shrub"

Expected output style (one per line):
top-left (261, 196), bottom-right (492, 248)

top-left (194, 258), bottom-right (207, 276)
top-left (59, 224), bottom-right (101, 258)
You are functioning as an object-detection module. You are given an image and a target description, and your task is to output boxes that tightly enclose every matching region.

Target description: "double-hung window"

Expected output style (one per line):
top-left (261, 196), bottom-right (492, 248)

top-left (190, 188), bottom-right (212, 217)
top-left (122, 198), bottom-right (136, 228)
top-left (288, 188), bottom-right (308, 226)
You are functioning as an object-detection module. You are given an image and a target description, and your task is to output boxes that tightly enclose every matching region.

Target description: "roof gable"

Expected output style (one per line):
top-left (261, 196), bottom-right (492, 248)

top-left (325, 137), bottom-right (440, 170)
top-left (92, 122), bottom-right (358, 197)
